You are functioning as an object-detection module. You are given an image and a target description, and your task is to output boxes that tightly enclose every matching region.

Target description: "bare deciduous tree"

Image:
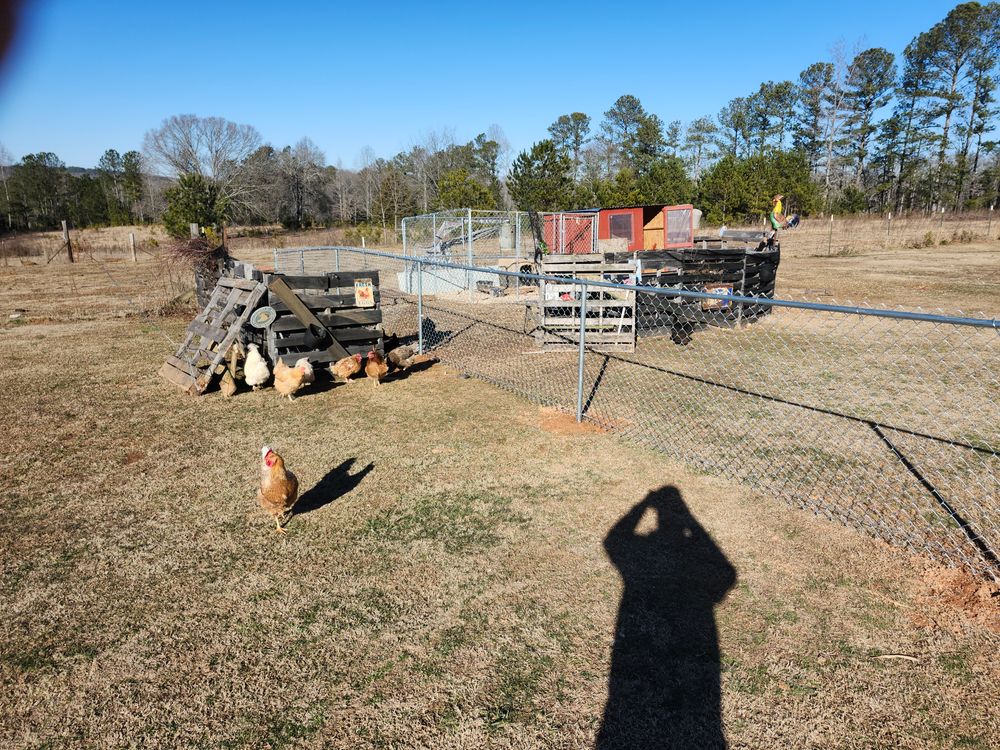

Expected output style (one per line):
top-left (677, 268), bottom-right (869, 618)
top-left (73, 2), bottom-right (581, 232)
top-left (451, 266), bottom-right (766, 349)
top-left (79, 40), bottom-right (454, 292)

top-left (143, 115), bottom-right (262, 215)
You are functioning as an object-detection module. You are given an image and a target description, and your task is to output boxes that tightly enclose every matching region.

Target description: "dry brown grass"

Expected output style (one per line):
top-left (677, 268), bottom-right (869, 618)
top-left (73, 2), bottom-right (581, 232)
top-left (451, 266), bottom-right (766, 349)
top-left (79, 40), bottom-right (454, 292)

top-left (0, 260), bottom-right (998, 748)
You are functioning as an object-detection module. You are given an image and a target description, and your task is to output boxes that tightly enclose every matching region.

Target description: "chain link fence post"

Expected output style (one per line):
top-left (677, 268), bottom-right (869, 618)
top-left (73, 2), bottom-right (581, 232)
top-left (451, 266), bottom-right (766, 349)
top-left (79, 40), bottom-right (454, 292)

top-left (466, 208), bottom-right (473, 302)
top-left (416, 257), bottom-right (424, 355)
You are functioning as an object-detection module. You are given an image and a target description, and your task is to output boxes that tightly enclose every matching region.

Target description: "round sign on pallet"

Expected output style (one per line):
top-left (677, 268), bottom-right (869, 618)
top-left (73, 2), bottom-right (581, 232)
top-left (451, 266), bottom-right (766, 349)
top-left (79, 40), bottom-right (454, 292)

top-left (250, 306), bottom-right (277, 328)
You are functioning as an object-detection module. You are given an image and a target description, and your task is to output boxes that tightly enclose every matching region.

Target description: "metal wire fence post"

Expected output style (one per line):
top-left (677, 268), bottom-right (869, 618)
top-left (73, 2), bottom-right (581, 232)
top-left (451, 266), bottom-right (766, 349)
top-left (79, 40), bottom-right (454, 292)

top-left (299, 248), bottom-right (305, 273)
top-left (467, 208), bottom-right (473, 302)
top-left (515, 212), bottom-right (521, 258)
top-left (576, 281), bottom-right (588, 422)
top-left (416, 258), bottom-right (424, 355)
top-left (335, 246), bottom-right (340, 272)
top-left (402, 218), bottom-right (408, 257)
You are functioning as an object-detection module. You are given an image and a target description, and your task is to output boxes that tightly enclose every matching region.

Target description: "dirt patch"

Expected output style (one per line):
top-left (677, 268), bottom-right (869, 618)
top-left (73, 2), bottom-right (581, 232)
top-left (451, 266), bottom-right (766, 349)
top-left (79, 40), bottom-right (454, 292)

top-left (538, 406), bottom-right (606, 435)
top-left (912, 565), bottom-right (1000, 633)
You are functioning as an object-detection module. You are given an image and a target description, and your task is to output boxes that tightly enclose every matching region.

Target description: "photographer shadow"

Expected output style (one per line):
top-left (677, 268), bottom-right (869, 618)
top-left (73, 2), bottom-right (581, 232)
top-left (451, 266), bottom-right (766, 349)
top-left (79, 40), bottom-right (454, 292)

top-left (597, 486), bottom-right (737, 749)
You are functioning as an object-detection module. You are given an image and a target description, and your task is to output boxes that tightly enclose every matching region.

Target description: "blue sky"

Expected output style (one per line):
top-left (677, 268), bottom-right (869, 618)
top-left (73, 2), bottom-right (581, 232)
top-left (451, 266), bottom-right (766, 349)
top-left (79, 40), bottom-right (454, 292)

top-left (0, 0), bottom-right (962, 169)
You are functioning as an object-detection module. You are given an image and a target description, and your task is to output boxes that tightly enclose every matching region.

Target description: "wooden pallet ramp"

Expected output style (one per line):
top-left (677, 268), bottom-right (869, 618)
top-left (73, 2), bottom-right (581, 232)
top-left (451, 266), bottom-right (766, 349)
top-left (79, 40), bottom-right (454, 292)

top-left (159, 276), bottom-right (267, 394)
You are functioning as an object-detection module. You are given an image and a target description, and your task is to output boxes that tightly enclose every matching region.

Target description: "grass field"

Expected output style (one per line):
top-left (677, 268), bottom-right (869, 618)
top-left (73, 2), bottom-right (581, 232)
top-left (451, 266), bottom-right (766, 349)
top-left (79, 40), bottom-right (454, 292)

top-left (1, 244), bottom-right (999, 748)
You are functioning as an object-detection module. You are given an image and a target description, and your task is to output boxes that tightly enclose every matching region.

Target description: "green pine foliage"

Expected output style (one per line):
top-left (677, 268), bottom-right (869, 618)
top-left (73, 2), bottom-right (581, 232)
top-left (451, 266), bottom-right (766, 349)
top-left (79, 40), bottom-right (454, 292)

top-left (162, 173), bottom-right (228, 238)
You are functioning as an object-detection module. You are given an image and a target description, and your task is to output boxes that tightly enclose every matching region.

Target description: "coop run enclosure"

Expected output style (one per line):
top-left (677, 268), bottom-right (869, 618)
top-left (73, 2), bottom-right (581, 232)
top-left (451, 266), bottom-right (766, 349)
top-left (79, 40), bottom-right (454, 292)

top-left (271, 244), bottom-right (1000, 582)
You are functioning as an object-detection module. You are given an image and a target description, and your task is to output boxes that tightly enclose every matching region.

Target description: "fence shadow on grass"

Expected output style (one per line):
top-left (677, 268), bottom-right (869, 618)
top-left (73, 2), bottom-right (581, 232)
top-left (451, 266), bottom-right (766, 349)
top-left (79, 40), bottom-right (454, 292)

top-left (598, 486), bottom-right (737, 750)
top-left (295, 458), bottom-right (374, 516)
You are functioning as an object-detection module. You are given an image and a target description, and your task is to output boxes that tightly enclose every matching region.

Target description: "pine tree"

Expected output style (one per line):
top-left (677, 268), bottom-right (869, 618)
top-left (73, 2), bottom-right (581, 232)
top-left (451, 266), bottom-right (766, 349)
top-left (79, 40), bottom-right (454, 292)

top-left (507, 140), bottom-right (572, 211)
top-left (547, 113), bottom-right (591, 181)
top-left (842, 48), bottom-right (896, 188)
top-left (794, 62), bottom-right (835, 173)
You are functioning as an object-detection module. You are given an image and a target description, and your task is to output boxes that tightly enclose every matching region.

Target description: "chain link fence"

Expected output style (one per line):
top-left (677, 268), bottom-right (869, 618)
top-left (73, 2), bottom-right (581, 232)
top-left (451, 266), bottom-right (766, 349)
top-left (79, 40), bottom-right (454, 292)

top-left (274, 245), bottom-right (1000, 580)
top-left (401, 210), bottom-right (535, 266)
top-left (719, 208), bottom-right (999, 257)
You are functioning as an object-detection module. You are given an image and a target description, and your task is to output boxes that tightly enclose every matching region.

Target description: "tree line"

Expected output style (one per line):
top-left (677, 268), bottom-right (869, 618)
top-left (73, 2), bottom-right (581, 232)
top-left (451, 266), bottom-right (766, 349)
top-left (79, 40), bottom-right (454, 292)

top-left (0, 1), bottom-right (996, 235)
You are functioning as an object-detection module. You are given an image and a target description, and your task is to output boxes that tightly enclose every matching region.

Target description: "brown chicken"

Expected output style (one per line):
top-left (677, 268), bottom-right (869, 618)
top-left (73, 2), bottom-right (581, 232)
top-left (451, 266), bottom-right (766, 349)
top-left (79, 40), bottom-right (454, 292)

top-left (273, 357), bottom-right (313, 401)
top-left (329, 353), bottom-right (363, 383)
top-left (257, 445), bottom-right (299, 533)
top-left (365, 349), bottom-right (388, 387)
top-left (386, 344), bottom-right (416, 371)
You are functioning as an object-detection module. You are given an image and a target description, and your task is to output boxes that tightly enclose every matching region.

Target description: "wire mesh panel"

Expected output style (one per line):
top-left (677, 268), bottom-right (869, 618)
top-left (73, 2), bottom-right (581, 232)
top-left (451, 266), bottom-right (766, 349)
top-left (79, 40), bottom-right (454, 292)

top-left (274, 245), bottom-right (1000, 580)
top-left (540, 212), bottom-right (598, 254)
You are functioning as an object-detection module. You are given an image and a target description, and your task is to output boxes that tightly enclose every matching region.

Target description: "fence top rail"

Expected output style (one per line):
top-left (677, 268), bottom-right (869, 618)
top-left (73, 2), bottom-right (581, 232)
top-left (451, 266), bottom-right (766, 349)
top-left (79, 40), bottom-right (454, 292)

top-left (403, 209), bottom-right (528, 222)
top-left (273, 245), bottom-right (1000, 330)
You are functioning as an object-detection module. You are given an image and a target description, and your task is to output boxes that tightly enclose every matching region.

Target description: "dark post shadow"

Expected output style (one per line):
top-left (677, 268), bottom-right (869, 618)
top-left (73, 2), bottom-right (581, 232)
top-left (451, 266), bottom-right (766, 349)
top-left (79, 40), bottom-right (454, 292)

top-left (294, 458), bottom-right (374, 516)
top-left (597, 486), bottom-right (737, 750)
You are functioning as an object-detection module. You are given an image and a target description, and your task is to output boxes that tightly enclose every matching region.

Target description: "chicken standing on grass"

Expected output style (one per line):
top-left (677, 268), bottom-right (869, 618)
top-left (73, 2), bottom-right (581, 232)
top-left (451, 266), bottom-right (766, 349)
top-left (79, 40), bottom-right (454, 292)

top-left (244, 344), bottom-right (270, 390)
top-left (257, 446), bottom-right (299, 534)
top-left (330, 353), bottom-right (363, 383)
top-left (365, 349), bottom-right (388, 387)
top-left (273, 357), bottom-right (313, 400)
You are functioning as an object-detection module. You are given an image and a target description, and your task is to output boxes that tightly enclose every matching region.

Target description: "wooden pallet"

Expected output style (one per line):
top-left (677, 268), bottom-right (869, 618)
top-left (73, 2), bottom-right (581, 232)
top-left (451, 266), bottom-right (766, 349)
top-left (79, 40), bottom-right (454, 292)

top-left (536, 255), bottom-right (636, 352)
top-left (159, 276), bottom-right (267, 394)
top-left (267, 271), bottom-right (384, 366)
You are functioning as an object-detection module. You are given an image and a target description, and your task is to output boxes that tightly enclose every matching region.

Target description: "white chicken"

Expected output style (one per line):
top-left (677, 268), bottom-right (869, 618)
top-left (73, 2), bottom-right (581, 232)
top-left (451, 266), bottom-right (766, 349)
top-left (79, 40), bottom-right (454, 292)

top-left (294, 357), bottom-right (315, 385)
top-left (244, 344), bottom-right (271, 390)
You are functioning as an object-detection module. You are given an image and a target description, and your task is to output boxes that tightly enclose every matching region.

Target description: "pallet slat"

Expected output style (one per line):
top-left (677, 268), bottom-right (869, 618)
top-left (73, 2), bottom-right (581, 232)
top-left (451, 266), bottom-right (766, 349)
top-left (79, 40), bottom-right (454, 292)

top-left (275, 327), bottom-right (383, 348)
top-left (269, 291), bottom-right (382, 311)
top-left (270, 309), bottom-right (382, 332)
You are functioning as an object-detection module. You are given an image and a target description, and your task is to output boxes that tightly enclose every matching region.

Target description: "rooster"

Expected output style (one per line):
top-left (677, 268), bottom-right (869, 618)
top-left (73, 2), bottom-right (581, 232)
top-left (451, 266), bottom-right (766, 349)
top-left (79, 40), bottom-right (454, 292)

top-left (329, 353), bottom-right (363, 383)
top-left (244, 344), bottom-right (270, 390)
top-left (256, 446), bottom-right (299, 534)
top-left (273, 358), bottom-right (313, 401)
top-left (365, 349), bottom-right (388, 387)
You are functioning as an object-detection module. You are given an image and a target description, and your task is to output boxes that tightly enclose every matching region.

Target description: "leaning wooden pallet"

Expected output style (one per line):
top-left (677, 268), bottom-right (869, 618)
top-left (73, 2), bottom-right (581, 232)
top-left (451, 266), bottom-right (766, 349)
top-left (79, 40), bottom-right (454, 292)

top-left (158, 276), bottom-right (267, 395)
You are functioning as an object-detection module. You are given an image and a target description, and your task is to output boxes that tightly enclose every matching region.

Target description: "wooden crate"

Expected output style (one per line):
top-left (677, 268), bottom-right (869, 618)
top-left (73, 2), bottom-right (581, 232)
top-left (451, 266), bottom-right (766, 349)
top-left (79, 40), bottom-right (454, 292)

top-left (266, 271), bottom-right (384, 366)
top-left (536, 255), bottom-right (636, 352)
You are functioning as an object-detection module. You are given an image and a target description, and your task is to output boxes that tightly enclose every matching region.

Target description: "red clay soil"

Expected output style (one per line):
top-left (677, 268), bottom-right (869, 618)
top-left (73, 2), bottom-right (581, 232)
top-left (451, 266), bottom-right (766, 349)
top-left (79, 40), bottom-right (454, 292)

top-left (538, 407), bottom-right (607, 435)
top-left (912, 565), bottom-right (1000, 633)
